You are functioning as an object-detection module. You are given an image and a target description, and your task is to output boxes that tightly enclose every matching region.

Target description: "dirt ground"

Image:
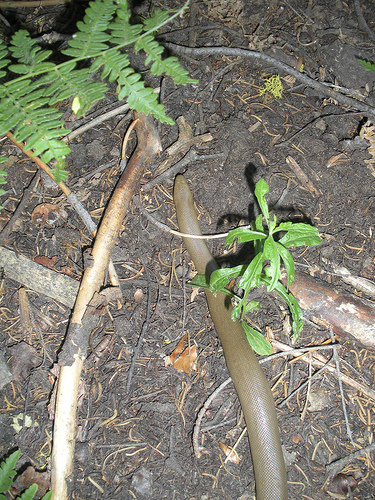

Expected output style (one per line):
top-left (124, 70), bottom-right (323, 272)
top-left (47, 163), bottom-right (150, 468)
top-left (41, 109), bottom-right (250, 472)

top-left (1, 1), bottom-right (375, 499)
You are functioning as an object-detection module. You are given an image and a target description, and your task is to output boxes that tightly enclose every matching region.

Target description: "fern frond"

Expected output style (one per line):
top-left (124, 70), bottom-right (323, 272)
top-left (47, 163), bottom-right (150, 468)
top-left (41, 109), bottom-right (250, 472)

top-left (118, 70), bottom-right (173, 124)
top-left (0, 75), bottom-right (71, 182)
top-left (0, 0), bottom-right (196, 183)
top-left (16, 483), bottom-right (38, 500)
top-left (91, 49), bottom-right (130, 82)
top-left (62, 0), bottom-right (116, 58)
top-left (141, 8), bottom-right (171, 32)
top-left (8, 30), bottom-right (54, 75)
top-left (135, 34), bottom-right (197, 85)
top-left (40, 62), bottom-right (108, 117)
top-left (109, 7), bottom-right (142, 46)
top-left (0, 450), bottom-right (20, 493)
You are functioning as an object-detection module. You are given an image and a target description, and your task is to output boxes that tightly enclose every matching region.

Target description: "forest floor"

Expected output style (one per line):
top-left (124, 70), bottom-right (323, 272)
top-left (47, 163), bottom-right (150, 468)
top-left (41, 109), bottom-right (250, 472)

top-left (1, 1), bottom-right (375, 499)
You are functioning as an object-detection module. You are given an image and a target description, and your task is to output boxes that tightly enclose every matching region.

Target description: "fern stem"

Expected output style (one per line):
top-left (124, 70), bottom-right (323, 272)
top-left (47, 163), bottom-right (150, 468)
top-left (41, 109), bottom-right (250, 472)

top-left (5, 132), bottom-right (70, 196)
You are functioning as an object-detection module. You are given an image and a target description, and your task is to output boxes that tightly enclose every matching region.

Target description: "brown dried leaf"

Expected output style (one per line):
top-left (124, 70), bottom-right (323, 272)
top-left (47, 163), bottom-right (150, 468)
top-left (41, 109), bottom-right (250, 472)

top-left (218, 441), bottom-right (240, 464)
top-left (286, 155), bottom-right (320, 196)
top-left (165, 333), bottom-right (187, 365)
top-left (31, 203), bottom-right (66, 226)
top-left (172, 344), bottom-right (197, 373)
top-left (9, 342), bottom-right (42, 381)
top-left (11, 466), bottom-right (50, 499)
top-left (34, 255), bottom-right (57, 269)
top-left (165, 334), bottom-right (198, 373)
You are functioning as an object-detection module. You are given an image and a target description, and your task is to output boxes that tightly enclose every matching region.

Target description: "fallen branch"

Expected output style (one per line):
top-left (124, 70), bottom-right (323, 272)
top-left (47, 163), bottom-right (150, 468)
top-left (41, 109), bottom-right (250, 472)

top-left (0, 246), bottom-right (79, 308)
top-left (51, 112), bottom-right (161, 500)
top-left (285, 271), bottom-right (375, 351)
top-left (164, 43), bottom-right (375, 120)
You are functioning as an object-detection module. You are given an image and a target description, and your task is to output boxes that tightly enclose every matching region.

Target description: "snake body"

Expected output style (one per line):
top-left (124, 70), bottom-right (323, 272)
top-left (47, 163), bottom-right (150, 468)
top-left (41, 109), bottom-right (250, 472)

top-left (174, 174), bottom-right (288, 500)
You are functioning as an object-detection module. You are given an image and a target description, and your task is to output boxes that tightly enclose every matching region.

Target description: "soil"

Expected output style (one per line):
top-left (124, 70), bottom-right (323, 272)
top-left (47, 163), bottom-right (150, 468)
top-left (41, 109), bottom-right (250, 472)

top-left (0, 1), bottom-right (375, 499)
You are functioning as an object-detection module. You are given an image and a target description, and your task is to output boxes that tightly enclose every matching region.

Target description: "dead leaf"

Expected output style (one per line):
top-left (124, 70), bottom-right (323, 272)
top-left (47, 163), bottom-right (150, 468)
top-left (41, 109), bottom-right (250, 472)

top-left (326, 153), bottom-right (349, 168)
top-left (165, 333), bottom-right (187, 365)
top-left (190, 287), bottom-right (200, 302)
top-left (165, 334), bottom-right (198, 373)
top-left (31, 203), bottom-right (67, 226)
top-left (173, 344), bottom-right (197, 373)
top-left (286, 155), bottom-right (320, 196)
top-left (218, 441), bottom-right (240, 464)
top-left (11, 466), bottom-right (50, 499)
top-left (9, 342), bottom-right (42, 381)
top-left (34, 255), bottom-right (57, 269)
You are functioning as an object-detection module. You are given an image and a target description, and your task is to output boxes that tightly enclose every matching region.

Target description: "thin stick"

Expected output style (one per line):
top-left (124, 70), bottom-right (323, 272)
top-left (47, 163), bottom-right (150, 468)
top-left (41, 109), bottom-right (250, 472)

top-left (193, 378), bottom-right (233, 458)
top-left (272, 340), bottom-right (375, 401)
top-left (279, 359), bottom-right (330, 408)
top-left (328, 328), bottom-right (355, 446)
top-left (125, 255), bottom-right (153, 394)
top-left (326, 441), bottom-right (375, 475)
top-left (0, 171), bottom-right (40, 244)
top-left (142, 149), bottom-right (224, 191)
top-left (135, 194), bottom-right (237, 240)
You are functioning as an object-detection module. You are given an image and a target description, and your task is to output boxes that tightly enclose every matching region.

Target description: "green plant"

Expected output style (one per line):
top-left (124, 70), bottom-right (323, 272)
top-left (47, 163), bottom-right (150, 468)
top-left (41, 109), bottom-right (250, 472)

top-left (358, 58), bottom-right (375, 72)
top-left (0, 0), bottom-right (196, 182)
top-left (190, 179), bottom-right (322, 355)
top-left (259, 74), bottom-right (283, 99)
top-left (0, 449), bottom-right (52, 500)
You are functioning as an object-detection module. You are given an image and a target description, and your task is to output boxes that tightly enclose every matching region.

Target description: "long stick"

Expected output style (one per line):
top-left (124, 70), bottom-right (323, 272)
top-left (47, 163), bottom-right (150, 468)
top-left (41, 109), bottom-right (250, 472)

top-left (51, 112), bottom-right (161, 500)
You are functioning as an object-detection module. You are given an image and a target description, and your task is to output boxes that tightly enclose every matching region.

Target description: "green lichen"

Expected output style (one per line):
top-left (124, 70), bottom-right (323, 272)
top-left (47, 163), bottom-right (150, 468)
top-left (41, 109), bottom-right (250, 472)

top-left (259, 74), bottom-right (283, 99)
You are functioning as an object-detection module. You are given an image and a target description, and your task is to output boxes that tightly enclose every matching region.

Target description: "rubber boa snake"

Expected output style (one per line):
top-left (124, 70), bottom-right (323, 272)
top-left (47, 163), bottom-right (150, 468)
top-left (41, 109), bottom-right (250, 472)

top-left (173, 174), bottom-right (288, 500)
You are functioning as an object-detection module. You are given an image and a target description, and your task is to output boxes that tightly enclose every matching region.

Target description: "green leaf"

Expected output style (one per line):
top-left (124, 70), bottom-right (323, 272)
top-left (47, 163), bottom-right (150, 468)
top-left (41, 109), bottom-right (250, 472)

top-left (225, 227), bottom-right (266, 245)
top-left (17, 483), bottom-right (38, 500)
top-left (188, 273), bottom-right (210, 289)
top-left (274, 241), bottom-right (294, 287)
top-left (254, 178), bottom-right (270, 223)
top-left (0, 450), bottom-right (20, 493)
top-left (62, 0), bottom-right (116, 58)
top-left (358, 58), bottom-right (375, 72)
top-left (41, 492), bottom-right (52, 500)
top-left (238, 251), bottom-right (264, 291)
top-left (242, 321), bottom-right (272, 355)
top-left (209, 265), bottom-right (244, 294)
top-left (272, 280), bottom-right (303, 342)
top-left (254, 214), bottom-right (263, 232)
top-left (243, 300), bottom-right (259, 315)
top-left (263, 235), bottom-right (280, 291)
top-left (231, 299), bottom-right (242, 321)
top-left (277, 222), bottom-right (322, 247)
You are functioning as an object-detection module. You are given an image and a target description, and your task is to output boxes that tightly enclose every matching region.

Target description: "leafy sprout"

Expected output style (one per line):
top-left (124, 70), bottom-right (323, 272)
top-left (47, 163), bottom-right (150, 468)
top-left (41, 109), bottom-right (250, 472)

top-left (189, 179), bottom-right (322, 355)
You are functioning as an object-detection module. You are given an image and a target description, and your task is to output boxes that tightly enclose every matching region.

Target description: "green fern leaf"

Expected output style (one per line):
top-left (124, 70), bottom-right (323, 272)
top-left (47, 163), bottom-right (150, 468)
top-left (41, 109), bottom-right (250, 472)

top-left (0, 40), bottom-right (10, 79)
top-left (152, 56), bottom-right (196, 85)
top-left (141, 8), bottom-right (171, 33)
top-left (0, 450), bottom-right (20, 493)
top-left (16, 483), bottom-right (38, 500)
top-left (8, 30), bottom-right (54, 75)
top-left (110, 11), bottom-right (142, 46)
top-left (358, 58), bottom-right (375, 72)
top-left (62, 0), bottom-right (116, 58)
top-left (135, 36), bottom-right (197, 85)
top-left (0, 0), bottom-right (196, 179)
top-left (135, 35), bottom-right (164, 66)
top-left (47, 69), bottom-right (107, 117)
top-left (90, 49), bottom-right (130, 82)
top-left (118, 70), bottom-right (173, 124)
